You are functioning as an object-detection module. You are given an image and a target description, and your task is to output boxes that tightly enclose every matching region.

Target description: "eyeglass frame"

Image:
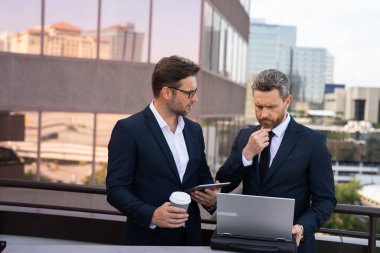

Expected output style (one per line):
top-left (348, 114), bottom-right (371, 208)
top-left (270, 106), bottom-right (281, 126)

top-left (169, 87), bottom-right (198, 99)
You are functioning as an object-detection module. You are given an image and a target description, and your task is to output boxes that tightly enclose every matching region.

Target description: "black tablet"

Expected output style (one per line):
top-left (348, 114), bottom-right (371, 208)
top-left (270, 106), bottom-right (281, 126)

top-left (186, 182), bottom-right (231, 193)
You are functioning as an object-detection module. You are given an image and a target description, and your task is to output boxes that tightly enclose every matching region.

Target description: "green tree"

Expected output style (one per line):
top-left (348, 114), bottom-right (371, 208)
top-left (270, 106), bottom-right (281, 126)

top-left (324, 180), bottom-right (367, 232)
top-left (82, 163), bottom-right (107, 185)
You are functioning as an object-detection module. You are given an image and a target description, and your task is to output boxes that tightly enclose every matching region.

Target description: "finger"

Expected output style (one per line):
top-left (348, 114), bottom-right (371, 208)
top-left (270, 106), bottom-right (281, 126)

top-left (168, 205), bottom-right (188, 213)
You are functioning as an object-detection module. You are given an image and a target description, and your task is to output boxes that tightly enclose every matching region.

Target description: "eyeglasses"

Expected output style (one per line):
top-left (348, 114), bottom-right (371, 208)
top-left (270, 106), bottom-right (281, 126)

top-left (170, 87), bottom-right (198, 98)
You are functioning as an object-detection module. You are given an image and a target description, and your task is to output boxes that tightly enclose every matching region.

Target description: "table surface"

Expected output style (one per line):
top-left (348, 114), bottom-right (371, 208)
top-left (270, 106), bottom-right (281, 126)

top-left (4, 245), bottom-right (233, 253)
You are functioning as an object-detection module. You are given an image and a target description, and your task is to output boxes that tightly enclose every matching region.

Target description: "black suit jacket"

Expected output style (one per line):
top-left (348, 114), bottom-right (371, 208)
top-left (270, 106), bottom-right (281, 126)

top-left (106, 106), bottom-right (213, 245)
top-left (216, 117), bottom-right (336, 253)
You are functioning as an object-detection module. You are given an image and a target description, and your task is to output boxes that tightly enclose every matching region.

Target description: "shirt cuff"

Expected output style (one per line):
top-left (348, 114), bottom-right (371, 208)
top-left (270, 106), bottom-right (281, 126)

top-left (205, 202), bottom-right (217, 213)
top-left (242, 152), bottom-right (253, 167)
top-left (150, 224), bottom-right (156, 229)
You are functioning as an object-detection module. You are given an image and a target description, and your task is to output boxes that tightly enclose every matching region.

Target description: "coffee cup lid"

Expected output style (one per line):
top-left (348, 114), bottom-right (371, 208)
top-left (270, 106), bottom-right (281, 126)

top-left (170, 191), bottom-right (191, 205)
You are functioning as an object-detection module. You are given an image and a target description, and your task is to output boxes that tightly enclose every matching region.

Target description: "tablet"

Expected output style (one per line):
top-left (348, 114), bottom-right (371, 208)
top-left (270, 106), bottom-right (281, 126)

top-left (186, 182), bottom-right (231, 193)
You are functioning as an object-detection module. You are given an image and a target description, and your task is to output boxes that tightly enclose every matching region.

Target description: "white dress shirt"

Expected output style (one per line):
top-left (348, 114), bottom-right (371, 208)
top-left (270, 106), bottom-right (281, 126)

top-left (149, 102), bottom-right (189, 182)
top-left (242, 112), bottom-right (291, 167)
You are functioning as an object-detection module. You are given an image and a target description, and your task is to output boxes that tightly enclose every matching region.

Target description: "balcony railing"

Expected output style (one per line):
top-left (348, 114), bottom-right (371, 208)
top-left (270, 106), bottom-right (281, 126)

top-left (0, 179), bottom-right (379, 252)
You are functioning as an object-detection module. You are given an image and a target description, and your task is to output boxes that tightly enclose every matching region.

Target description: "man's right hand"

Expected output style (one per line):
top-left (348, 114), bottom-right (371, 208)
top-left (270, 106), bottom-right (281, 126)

top-left (151, 202), bottom-right (189, 228)
top-left (242, 128), bottom-right (271, 161)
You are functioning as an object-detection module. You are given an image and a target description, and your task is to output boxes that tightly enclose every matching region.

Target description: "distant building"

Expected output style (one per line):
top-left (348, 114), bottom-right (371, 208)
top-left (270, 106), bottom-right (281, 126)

top-left (292, 47), bottom-right (328, 105)
top-left (346, 87), bottom-right (380, 123)
top-left (85, 23), bottom-right (144, 61)
top-left (247, 19), bottom-right (334, 114)
top-left (324, 84), bottom-right (346, 117)
top-left (325, 52), bottom-right (335, 84)
top-left (247, 19), bottom-right (296, 76)
top-left (327, 86), bottom-right (380, 123)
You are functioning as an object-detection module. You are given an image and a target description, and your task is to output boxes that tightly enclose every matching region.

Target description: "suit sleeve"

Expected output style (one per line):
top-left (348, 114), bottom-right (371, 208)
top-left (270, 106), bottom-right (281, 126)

top-left (106, 120), bottom-right (156, 228)
top-left (216, 129), bottom-right (253, 193)
top-left (296, 134), bottom-right (337, 240)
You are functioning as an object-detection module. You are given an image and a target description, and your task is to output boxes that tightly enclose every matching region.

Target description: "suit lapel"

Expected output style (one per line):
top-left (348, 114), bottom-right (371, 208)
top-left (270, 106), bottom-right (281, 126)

top-left (143, 107), bottom-right (181, 184)
top-left (263, 118), bottom-right (302, 184)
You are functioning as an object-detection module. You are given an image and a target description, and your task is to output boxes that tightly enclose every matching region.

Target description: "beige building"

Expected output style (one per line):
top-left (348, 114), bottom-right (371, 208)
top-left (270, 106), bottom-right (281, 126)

top-left (5, 22), bottom-right (109, 59)
top-left (324, 86), bottom-right (380, 123)
top-left (324, 88), bottom-right (346, 118)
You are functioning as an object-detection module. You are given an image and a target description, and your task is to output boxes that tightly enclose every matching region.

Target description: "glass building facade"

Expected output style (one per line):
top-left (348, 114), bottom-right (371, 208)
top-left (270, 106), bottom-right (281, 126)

top-left (0, 0), bottom-right (250, 185)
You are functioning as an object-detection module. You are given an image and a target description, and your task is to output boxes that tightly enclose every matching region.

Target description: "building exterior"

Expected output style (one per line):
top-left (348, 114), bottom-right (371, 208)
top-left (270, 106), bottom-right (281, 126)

top-left (324, 83), bottom-right (346, 117)
top-left (247, 19), bottom-right (296, 77)
top-left (345, 87), bottom-right (380, 123)
top-left (324, 86), bottom-right (380, 124)
top-left (0, 0), bottom-right (250, 183)
top-left (247, 19), bottom-right (333, 112)
top-left (292, 47), bottom-right (327, 105)
top-left (325, 52), bottom-right (335, 84)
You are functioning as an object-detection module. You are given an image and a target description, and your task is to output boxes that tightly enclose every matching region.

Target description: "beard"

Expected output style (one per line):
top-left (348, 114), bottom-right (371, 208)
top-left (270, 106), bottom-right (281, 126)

top-left (168, 98), bottom-right (190, 116)
top-left (258, 111), bottom-right (286, 129)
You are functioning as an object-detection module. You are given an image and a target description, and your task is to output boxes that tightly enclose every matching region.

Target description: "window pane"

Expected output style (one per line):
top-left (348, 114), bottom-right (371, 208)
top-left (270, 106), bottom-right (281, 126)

top-left (40, 112), bottom-right (94, 184)
top-left (100, 0), bottom-right (150, 62)
top-left (225, 26), bottom-right (233, 79)
top-left (0, 0), bottom-right (41, 55)
top-left (0, 111), bottom-right (37, 180)
top-left (45, 0), bottom-right (98, 58)
top-left (218, 20), bottom-right (227, 75)
top-left (211, 11), bottom-right (221, 72)
top-left (151, 0), bottom-right (201, 63)
top-left (202, 1), bottom-right (213, 69)
top-left (94, 113), bottom-right (128, 185)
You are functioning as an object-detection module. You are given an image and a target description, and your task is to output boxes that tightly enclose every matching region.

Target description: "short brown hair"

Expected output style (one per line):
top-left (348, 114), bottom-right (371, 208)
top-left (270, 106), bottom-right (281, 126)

top-left (151, 55), bottom-right (200, 98)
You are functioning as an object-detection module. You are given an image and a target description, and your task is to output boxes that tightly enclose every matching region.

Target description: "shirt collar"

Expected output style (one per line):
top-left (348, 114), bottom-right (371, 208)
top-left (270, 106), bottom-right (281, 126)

top-left (272, 112), bottom-right (290, 138)
top-left (149, 101), bottom-right (185, 131)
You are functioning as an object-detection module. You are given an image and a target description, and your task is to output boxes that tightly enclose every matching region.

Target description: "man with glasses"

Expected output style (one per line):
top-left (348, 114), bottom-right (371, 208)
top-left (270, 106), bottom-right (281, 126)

top-left (106, 55), bottom-right (218, 246)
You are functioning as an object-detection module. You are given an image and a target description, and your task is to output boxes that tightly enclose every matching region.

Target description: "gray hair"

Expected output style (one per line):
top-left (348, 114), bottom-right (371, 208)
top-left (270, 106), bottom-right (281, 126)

top-left (251, 69), bottom-right (290, 100)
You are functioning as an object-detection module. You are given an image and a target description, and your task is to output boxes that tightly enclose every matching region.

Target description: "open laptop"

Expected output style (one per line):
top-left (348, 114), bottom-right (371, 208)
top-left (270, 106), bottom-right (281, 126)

top-left (216, 193), bottom-right (295, 242)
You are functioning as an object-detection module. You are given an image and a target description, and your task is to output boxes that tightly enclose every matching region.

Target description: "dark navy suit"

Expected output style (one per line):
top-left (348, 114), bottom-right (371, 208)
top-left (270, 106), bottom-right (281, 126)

top-left (106, 106), bottom-right (213, 245)
top-left (216, 117), bottom-right (336, 253)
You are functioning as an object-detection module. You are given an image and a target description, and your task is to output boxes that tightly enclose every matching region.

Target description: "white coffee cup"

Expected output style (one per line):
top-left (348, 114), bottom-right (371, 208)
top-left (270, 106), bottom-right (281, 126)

top-left (169, 191), bottom-right (191, 212)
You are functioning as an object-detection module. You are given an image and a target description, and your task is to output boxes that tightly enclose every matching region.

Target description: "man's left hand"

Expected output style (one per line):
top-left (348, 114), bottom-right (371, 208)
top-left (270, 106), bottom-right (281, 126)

top-left (190, 185), bottom-right (220, 208)
top-left (292, 224), bottom-right (304, 246)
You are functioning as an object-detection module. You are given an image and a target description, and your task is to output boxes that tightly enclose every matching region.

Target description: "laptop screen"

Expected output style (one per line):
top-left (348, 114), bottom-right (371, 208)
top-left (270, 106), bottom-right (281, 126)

top-left (216, 193), bottom-right (295, 241)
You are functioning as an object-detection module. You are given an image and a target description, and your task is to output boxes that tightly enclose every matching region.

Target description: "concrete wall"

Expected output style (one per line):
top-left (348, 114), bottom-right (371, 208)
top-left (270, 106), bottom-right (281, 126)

top-left (0, 52), bottom-right (245, 117)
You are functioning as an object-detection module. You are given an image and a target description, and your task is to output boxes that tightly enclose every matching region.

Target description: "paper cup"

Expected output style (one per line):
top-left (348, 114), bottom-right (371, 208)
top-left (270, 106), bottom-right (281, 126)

top-left (169, 191), bottom-right (191, 212)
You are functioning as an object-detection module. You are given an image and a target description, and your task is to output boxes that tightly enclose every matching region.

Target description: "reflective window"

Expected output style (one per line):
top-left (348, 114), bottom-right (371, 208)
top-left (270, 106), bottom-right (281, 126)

top-left (211, 11), bottom-right (221, 72)
top-left (45, 0), bottom-right (98, 58)
top-left (40, 112), bottom-right (94, 184)
top-left (100, 0), bottom-right (150, 62)
top-left (0, 0), bottom-right (41, 55)
top-left (202, 1), bottom-right (248, 85)
top-left (202, 1), bottom-right (213, 69)
top-left (0, 111), bottom-right (37, 180)
top-left (225, 26), bottom-right (234, 79)
top-left (218, 20), bottom-right (227, 75)
top-left (93, 113), bottom-right (127, 185)
top-left (151, 0), bottom-right (201, 63)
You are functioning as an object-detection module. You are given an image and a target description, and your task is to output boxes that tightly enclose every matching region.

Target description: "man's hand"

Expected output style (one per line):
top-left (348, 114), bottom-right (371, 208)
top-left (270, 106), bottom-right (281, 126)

top-left (151, 202), bottom-right (189, 228)
top-left (242, 128), bottom-right (271, 161)
top-left (190, 181), bottom-right (220, 207)
top-left (292, 224), bottom-right (304, 246)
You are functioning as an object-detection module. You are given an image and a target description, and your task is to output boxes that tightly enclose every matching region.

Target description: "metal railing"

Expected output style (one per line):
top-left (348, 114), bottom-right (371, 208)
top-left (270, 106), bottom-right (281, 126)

top-left (0, 179), bottom-right (379, 252)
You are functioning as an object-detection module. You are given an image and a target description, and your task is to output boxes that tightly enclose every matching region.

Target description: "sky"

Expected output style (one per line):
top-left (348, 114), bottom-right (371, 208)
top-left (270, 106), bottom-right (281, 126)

top-left (250, 0), bottom-right (380, 87)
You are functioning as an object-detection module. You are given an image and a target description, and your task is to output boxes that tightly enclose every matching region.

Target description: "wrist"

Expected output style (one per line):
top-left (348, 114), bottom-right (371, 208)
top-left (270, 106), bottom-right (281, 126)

top-left (299, 225), bottom-right (304, 239)
top-left (242, 148), bottom-right (254, 161)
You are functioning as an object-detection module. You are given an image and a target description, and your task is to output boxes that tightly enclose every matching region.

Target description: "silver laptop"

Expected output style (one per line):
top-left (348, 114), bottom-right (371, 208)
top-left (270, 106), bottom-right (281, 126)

top-left (217, 193), bottom-right (295, 241)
